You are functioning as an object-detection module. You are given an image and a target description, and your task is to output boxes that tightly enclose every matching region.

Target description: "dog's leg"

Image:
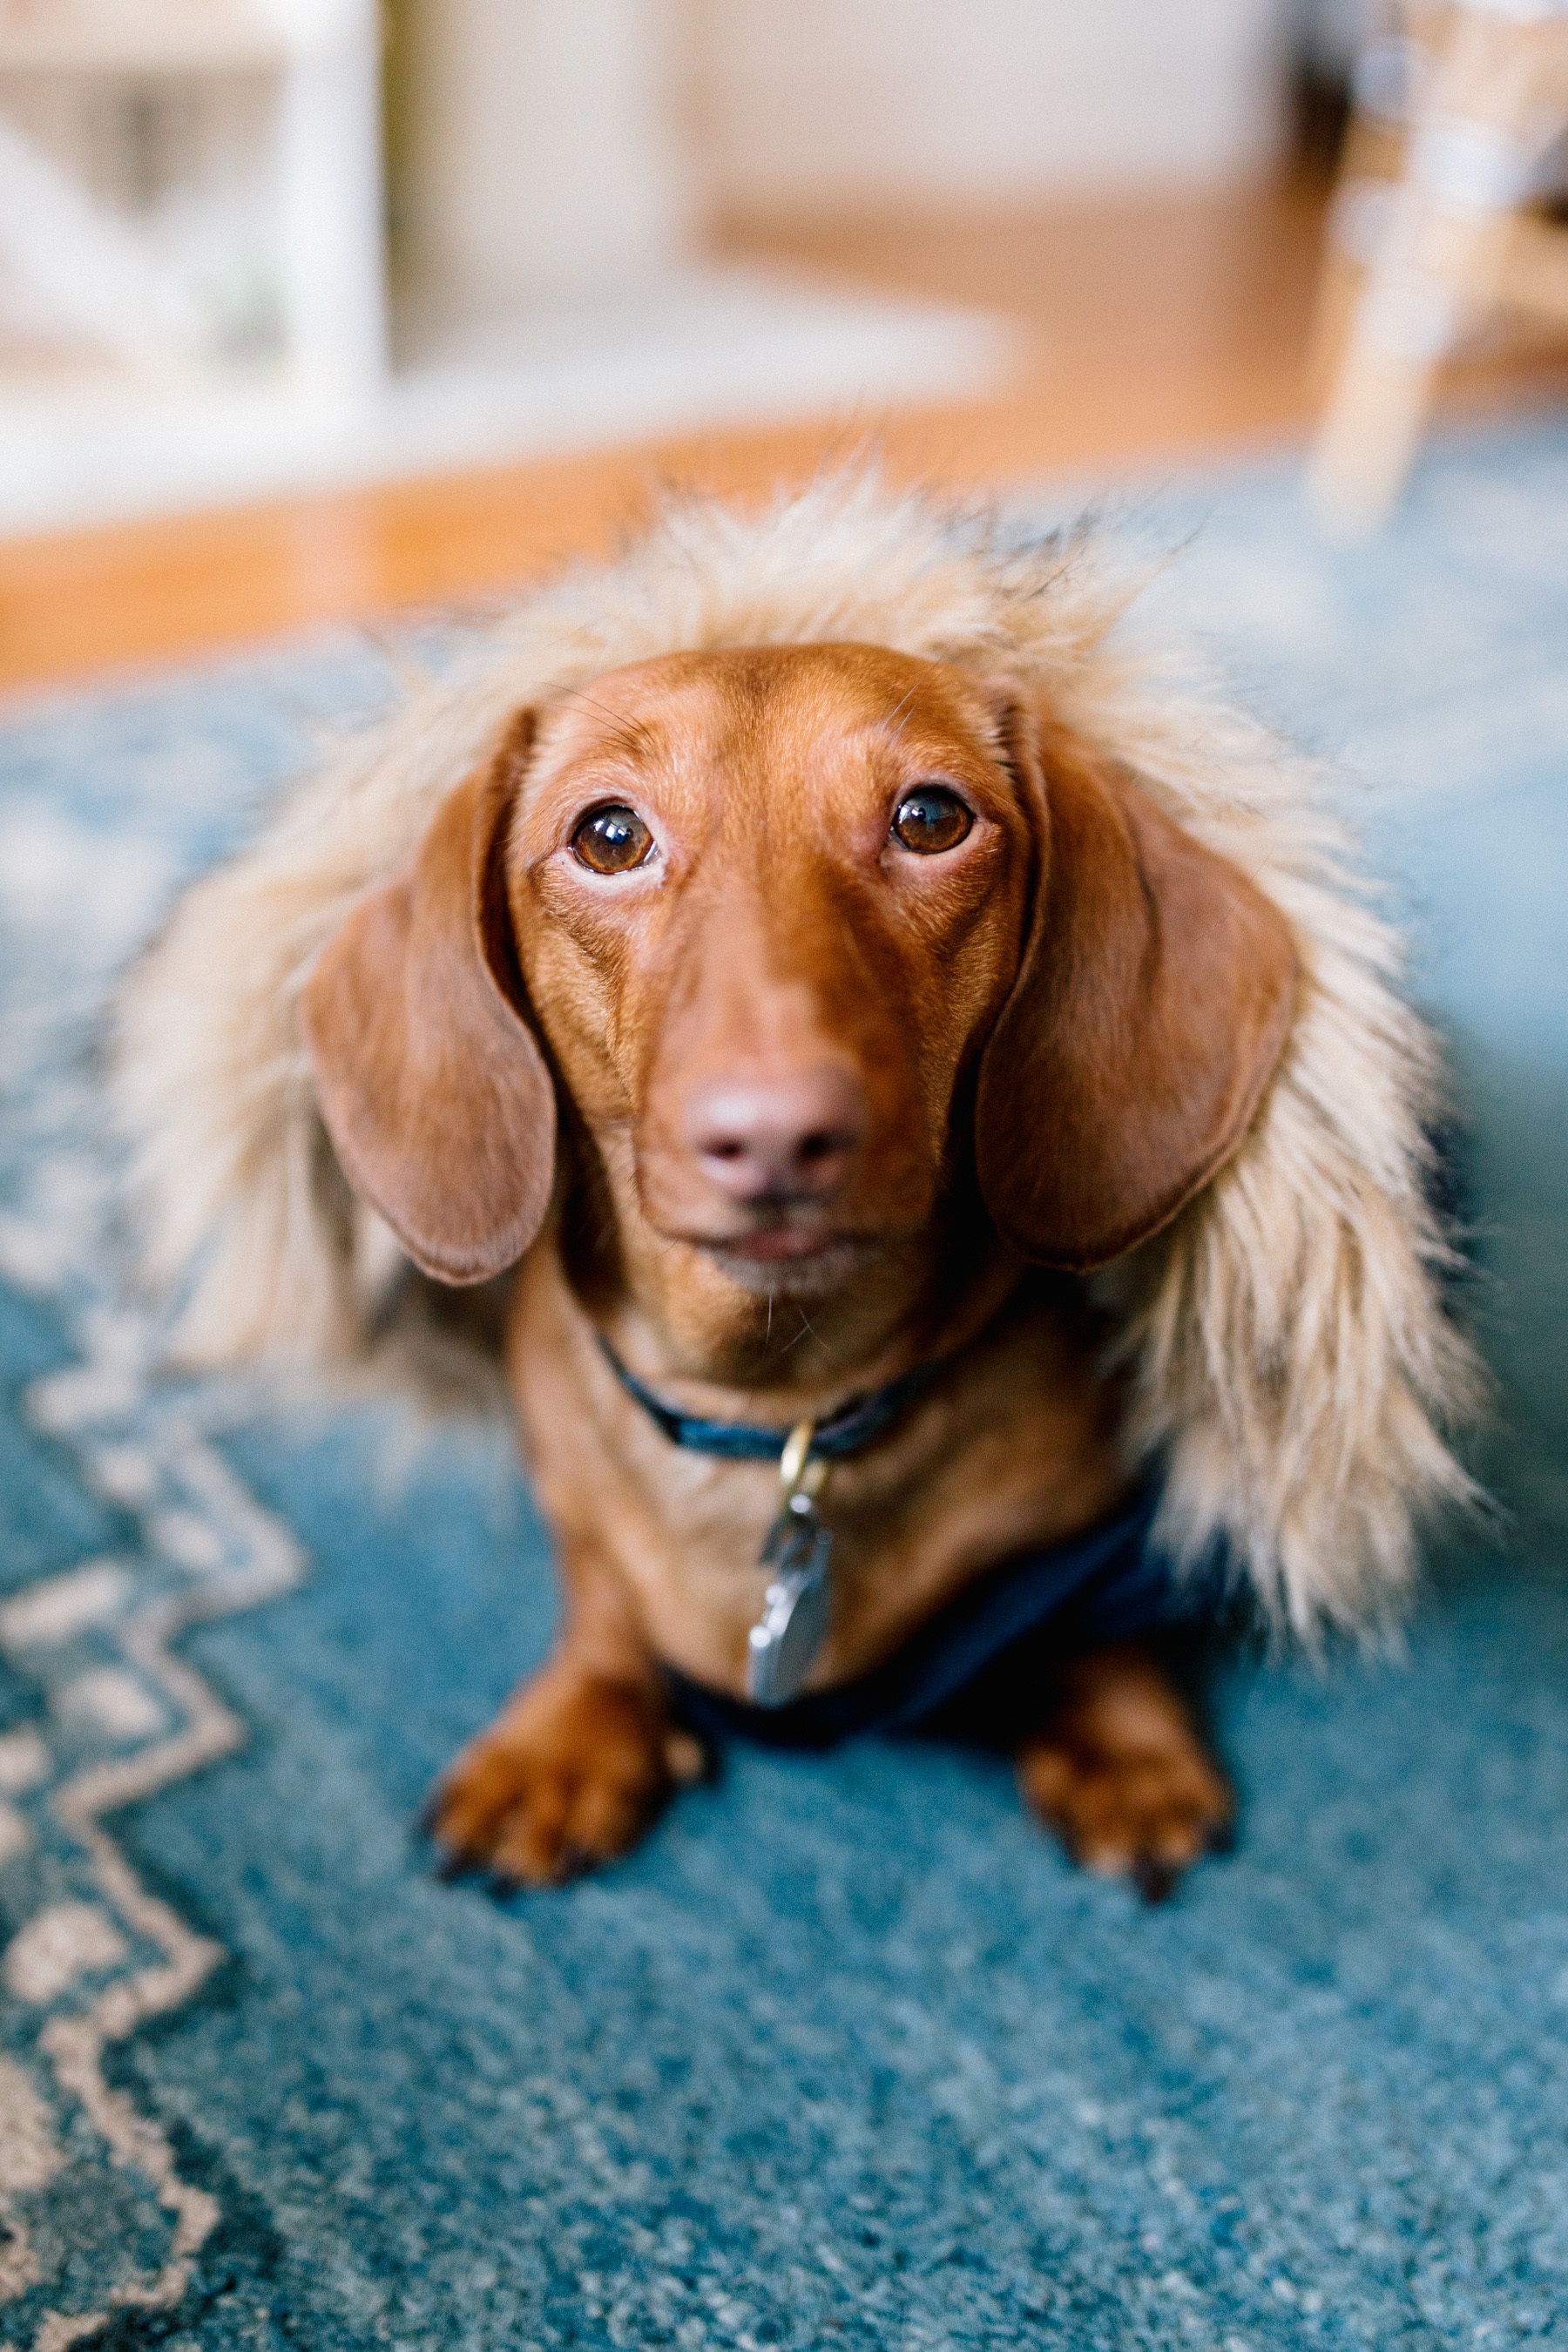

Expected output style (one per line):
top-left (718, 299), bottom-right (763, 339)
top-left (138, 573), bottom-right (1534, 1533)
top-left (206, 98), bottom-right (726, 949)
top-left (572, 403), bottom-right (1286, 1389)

top-left (1017, 1641), bottom-right (1232, 1903)
top-left (425, 1544), bottom-right (704, 1889)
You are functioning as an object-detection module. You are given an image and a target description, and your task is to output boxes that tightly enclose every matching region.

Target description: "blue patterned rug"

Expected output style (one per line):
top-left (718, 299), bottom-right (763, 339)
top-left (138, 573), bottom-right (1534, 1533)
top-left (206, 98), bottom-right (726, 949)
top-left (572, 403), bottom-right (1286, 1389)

top-left (2, 422), bottom-right (1566, 2351)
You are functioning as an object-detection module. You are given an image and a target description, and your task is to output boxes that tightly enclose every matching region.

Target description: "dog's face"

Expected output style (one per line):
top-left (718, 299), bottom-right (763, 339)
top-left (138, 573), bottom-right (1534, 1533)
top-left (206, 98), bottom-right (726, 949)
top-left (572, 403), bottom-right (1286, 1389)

top-left (508, 645), bottom-right (1033, 1301)
top-left (303, 643), bottom-right (1295, 1348)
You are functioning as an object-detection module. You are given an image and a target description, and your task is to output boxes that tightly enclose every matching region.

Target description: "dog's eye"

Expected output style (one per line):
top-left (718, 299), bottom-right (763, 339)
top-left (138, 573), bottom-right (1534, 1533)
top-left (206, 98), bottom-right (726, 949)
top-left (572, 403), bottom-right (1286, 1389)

top-left (891, 787), bottom-right (972, 855)
top-left (571, 805), bottom-right (653, 874)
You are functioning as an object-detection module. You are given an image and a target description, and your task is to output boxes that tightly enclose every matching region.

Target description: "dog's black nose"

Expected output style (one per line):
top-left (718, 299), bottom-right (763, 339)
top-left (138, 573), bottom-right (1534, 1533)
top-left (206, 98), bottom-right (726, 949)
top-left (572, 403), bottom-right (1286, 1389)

top-left (686, 1066), bottom-right (868, 1203)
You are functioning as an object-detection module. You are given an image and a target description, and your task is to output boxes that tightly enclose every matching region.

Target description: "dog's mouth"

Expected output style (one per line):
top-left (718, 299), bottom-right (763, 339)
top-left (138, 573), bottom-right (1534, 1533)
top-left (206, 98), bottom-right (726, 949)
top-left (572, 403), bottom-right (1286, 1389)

top-left (657, 1217), bottom-right (879, 1294)
top-left (707, 1238), bottom-right (873, 1297)
top-left (710, 1227), bottom-right (846, 1264)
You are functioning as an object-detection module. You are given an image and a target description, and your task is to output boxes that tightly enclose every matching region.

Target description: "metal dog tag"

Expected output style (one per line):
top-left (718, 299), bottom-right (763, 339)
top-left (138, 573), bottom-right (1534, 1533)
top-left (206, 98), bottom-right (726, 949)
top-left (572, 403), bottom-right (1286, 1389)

top-left (746, 1426), bottom-right (834, 1707)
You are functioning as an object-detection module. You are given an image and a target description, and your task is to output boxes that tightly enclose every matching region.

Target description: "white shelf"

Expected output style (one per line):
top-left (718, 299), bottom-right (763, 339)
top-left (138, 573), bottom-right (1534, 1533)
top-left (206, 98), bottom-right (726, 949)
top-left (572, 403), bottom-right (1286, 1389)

top-left (0, 1), bottom-right (365, 72)
top-left (0, 1), bottom-right (385, 393)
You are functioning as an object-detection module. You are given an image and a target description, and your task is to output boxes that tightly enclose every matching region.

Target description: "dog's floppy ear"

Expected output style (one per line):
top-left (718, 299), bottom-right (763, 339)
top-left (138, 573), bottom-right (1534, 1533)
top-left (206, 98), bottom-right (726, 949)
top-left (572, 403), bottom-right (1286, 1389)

top-left (301, 718), bottom-right (556, 1284)
top-left (976, 706), bottom-right (1298, 1271)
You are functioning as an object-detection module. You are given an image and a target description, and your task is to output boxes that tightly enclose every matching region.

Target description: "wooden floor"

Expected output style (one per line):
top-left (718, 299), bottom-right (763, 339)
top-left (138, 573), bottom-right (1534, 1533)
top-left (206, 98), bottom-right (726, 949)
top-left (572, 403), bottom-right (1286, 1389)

top-left (2, 174), bottom-right (1564, 695)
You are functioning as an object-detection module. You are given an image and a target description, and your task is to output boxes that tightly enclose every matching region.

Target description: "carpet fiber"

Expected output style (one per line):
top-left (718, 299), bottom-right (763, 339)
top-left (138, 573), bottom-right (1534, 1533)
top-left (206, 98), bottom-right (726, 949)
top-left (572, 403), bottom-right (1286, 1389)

top-left (2, 423), bottom-right (1566, 2350)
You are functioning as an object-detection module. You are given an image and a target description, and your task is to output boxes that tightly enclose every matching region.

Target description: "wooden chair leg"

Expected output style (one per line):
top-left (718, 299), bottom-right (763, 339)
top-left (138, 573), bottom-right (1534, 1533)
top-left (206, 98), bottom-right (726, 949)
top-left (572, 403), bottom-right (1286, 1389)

top-left (1305, 106), bottom-right (1408, 407)
top-left (1308, 4), bottom-right (1568, 532)
top-left (1305, 3), bottom-right (1464, 403)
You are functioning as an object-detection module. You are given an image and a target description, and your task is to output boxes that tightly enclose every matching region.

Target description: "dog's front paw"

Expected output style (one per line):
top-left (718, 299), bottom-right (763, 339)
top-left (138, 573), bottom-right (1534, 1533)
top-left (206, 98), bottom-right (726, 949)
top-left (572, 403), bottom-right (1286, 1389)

top-left (426, 1668), bottom-right (704, 1889)
top-left (1017, 1645), bottom-right (1232, 1902)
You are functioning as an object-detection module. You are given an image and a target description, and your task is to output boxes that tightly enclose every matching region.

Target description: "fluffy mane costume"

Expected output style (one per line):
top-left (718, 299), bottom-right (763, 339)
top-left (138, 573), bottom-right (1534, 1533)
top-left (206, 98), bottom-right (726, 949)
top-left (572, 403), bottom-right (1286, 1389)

top-left (116, 470), bottom-right (1481, 1641)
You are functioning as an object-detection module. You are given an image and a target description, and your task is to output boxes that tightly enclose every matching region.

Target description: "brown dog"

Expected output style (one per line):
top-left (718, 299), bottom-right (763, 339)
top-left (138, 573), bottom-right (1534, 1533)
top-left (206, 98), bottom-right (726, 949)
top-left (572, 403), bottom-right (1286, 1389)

top-left (118, 486), bottom-right (1477, 1905)
top-left (300, 641), bottom-right (1298, 1893)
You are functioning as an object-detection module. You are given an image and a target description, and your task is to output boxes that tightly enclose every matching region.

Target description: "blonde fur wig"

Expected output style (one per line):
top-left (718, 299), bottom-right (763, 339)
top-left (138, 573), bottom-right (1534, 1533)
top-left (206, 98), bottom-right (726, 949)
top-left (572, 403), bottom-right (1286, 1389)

top-left (115, 470), bottom-right (1482, 1640)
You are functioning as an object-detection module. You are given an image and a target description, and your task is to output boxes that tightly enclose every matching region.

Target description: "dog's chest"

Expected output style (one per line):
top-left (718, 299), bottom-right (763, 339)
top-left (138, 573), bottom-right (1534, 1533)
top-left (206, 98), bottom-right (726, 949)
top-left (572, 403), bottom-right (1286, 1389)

top-left (509, 1260), bottom-right (1131, 1697)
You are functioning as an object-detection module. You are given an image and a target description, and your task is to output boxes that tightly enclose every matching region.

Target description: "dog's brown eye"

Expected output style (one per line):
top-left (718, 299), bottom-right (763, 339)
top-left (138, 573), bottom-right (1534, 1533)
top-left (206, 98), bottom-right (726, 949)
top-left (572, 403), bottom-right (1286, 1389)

top-left (891, 787), bottom-right (972, 855)
top-left (571, 805), bottom-right (653, 874)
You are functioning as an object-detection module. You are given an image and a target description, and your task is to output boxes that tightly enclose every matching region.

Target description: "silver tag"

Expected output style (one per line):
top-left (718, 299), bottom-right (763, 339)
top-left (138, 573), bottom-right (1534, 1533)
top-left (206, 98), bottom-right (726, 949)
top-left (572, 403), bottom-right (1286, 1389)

top-left (746, 1490), bottom-right (833, 1707)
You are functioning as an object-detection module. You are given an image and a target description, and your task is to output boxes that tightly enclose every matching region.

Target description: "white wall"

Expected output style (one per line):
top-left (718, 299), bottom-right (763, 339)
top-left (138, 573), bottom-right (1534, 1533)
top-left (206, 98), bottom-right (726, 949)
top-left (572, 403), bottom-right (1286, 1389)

top-left (390, 0), bottom-right (1293, 328)
top-left (699, 0), bottom-right (1292, 213)
top-left (394, 0), bottom-right (695, 310)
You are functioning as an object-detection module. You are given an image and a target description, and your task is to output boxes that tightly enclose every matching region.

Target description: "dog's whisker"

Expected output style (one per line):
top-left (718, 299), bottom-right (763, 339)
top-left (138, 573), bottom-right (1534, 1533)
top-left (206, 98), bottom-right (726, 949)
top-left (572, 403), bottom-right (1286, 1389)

top-left (1217, 849), bottom-right (1277, 919)
top-left (782, 1308), bottom-right (821, 1354)
top-left (547, 684), bottom-right (659, 767)
top-left (881, 686), bottom-right (919, 747)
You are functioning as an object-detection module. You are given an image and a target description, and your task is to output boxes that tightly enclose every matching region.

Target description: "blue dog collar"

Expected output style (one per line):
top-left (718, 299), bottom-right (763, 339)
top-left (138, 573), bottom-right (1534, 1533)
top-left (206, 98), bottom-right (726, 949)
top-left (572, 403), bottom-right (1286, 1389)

top-left (596, 1332), bottom-right (942, 1463)
top-left (598, 1329), bottom-right (963, 1706)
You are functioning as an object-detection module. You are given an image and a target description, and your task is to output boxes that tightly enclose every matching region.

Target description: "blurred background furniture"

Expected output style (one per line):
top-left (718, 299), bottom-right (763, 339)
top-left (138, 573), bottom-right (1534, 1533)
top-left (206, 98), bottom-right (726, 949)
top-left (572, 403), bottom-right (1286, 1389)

top-left (0, 0), bottom-right (396, 533)
top-left (0, 0), bottom-right (1294, 537)
top-left (1308, 0), bottom-right (1568, 528)
top-left (8, 0), bottom-right (1568, 689)
top-left (0, 0), bottom-right (384, 389)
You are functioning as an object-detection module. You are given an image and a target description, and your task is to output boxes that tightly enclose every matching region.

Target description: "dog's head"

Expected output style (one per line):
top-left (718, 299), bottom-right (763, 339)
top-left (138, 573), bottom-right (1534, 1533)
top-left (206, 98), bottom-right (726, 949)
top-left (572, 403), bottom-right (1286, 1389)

top-left (303, 645), bottom-right (1296, 1321)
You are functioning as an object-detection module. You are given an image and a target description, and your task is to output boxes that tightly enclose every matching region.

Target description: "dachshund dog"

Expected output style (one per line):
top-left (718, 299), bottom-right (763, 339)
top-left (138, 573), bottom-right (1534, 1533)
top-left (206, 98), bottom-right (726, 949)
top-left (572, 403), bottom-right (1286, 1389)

top-left (119, 482), bottom-right (1476, 1900)
top-left (300, 643), bottom-right (1295, 1890)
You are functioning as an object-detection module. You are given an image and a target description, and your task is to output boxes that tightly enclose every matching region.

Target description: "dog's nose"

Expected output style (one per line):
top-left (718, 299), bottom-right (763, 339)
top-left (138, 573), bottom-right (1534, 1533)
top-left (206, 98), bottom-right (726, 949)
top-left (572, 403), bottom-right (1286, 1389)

top-left (686, 1066), bottom-right (868, 1203)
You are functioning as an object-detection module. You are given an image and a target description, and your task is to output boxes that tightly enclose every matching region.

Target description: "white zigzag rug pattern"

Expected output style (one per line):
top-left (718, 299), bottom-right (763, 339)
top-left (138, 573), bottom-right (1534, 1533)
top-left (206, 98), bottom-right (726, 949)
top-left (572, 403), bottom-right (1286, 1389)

top-left (0, 650), bottom-right (359, 2349)
top-left (0, 1219), bottom-right (303, 2348)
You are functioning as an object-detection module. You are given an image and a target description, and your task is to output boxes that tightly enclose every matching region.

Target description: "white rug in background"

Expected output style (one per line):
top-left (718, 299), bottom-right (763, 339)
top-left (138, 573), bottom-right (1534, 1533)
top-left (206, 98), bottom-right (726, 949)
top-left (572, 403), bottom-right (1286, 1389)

top-left (0, 265), bottom-right (1022, 538)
